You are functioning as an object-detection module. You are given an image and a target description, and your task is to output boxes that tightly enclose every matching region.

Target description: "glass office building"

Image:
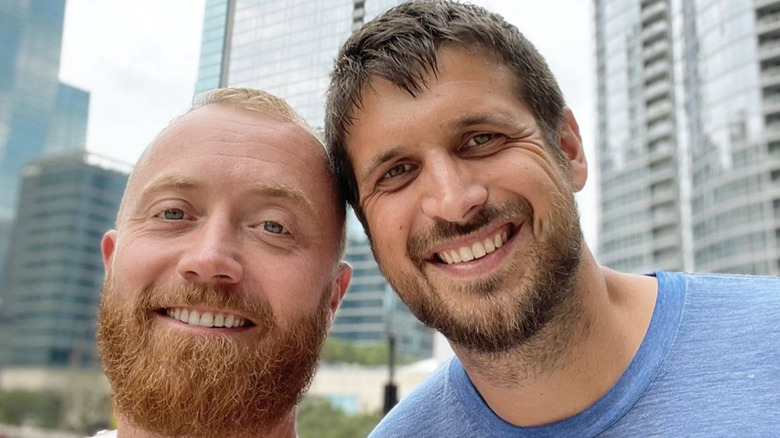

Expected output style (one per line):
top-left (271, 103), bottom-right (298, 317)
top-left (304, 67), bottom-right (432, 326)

top-left (338, 236), bottom-right (433, 360)
top-left (194, 0), bottom-right (402, 128)
top-left (0, 151), bottom-right (129, 369)
top-left (0, 0), bottom-right (90, 293)
top-left (194, 0), bottom-right (434, 359)
top-left (596, 0), bottom-right (780, 274)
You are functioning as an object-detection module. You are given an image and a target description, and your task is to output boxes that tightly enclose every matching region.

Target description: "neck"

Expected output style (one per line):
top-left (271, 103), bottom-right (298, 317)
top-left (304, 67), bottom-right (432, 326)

top-left (115, 411), bottom-right (298, 438)
top-left (454, 248), bottom-right (658, 427)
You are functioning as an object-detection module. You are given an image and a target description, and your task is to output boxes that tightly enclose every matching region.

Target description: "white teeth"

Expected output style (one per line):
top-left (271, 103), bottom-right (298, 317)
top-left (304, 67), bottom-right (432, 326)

top-left (438, 230), bottom-right (510, 265)
top-left (484, 237), bottom-right (496, 253)
top-left (459, 246), bottom-right (474, 262)
top-left (165, 308), bottom-right (246, 328)
top-left (188, 310), bottom-right (200, 325)
top-left (472, 241), bottom-right (487, 258)
top-left (199, 312), bottom-right (214, 327)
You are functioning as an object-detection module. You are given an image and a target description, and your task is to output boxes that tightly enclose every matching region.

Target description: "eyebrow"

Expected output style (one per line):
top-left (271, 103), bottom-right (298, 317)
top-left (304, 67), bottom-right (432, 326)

top-left (360, 148), bottom-right (403, 183)
top-left (138, 175), bottom-right (317, 216)
top-left (357, 112), bottom-right (517, 182)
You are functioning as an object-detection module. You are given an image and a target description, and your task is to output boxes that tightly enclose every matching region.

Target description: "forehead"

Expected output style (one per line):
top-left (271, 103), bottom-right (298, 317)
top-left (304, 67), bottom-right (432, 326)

top-left (128, 105), bottom-right (336, 208)
top-left (346, 46), bottom-right (522, 148)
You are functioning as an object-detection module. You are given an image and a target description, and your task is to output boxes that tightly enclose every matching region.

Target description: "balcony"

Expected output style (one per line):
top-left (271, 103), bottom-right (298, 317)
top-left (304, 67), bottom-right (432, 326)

top-left (759, 39), bottom-right (780, 61)
top-left (761, 65), bottom-right (780, 88)
top-left (641, 1), bottom-right (667, 25)
top-left (757, 11), bottom-right (780, 35)
top-left (646, 100), bottom-right (673, 123)
top-left (644, 59), bottom-right (670, 83)
top-left (642, 19), bottom-right (669, 44)
top-left (764, 93), bottom-right (780, 115)
top-left (647, 120), bottom-right (673, 141)
top-left (644, 79), bottom-right (670, 101)
top-left (643, 39), bottom-right (669, 64)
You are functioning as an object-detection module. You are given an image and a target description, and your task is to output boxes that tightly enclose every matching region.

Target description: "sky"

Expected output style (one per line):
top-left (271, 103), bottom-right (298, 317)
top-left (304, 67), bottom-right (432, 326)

top-left (59, 0), bottom-right (598, 248)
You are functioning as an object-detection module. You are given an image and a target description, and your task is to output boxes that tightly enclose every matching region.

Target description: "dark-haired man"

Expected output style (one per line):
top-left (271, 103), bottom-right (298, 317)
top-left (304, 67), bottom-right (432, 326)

top-left (95, 88), bottom-right (351, 438)
top-left (326, 2), bottom-right (780, 436)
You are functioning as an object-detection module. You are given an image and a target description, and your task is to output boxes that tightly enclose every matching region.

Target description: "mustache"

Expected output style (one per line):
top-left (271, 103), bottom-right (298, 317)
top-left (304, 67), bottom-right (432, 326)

top-left (407, 198), bottom-right (533, 265)
top-left (135, 282), bottom-right (275, 329)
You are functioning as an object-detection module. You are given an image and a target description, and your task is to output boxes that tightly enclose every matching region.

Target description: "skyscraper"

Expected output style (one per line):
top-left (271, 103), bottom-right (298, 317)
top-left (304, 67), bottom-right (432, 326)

top-left (0, 151), bottom-right (129, 369)
top-left (595, 0), bottom-right (780, 275)
top-left (194, 0), bottom-right (402, 128)
top-left (0, 0), bottom-right (90, 292)
top-left (194, 0), bottom-right (434, 359)
top-left (338, 236), bottom-right (433, 360)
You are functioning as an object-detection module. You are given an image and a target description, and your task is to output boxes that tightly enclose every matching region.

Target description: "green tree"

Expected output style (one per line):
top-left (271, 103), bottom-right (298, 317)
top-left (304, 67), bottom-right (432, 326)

top-left (297, 398), bottom-right (382, 438)
top-left (320, 337), bottom-right (416, 366)
top-left (0, 389), bottom-right (62, 428)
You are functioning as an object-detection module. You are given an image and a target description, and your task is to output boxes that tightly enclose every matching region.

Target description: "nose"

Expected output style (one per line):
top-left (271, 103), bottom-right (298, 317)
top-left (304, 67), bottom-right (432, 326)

top-left (420, 155), bottom-right (487, 223)
top-left (176, 219), bottom-right (243, 285)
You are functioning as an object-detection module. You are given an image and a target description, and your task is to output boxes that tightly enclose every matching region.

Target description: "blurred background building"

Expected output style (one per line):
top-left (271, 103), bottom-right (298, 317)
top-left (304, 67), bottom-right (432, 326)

top-left (195, 0), bottom-right (403, 128)
top-left (0, 0), bottom-right (90, 293)
top-left (193, 0), bottom-right (435, 361)
top-left (596, 0), bottom-right (780, 275)
top-left (0, 151), bottom-right (129, 371)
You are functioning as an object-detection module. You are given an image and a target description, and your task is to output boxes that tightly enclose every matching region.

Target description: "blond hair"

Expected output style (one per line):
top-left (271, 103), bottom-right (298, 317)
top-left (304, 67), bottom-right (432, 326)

top-left (191, 88), bottom-right (321, 141)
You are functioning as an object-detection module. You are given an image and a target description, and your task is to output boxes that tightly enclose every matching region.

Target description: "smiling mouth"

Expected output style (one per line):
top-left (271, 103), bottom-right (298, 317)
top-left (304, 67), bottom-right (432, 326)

top-left (157, 307), bottom-right (255, 328)
top-left (434, 225), bottom-right (517, 265)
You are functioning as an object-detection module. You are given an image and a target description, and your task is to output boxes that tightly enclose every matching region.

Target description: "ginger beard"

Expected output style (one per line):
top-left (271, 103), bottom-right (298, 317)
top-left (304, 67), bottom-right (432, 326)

top-left (97, 279), bottom-right (331, 438)
top-left (374, 192), bottom-right (583, 356)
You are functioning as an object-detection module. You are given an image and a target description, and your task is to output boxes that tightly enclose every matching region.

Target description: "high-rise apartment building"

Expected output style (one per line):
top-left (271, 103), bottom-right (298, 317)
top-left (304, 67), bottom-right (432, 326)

top-left (194, 0), bottom-right (434, 359)
top-left (0, 0), bottom-right (90, 292)
top-left (596, 0), bottom-right (780, 275)
top-left (0, 151), bottom-right (129, 369)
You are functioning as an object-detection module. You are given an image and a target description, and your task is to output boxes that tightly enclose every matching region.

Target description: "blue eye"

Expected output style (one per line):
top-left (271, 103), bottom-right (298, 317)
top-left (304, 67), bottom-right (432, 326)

top-left (384, 163), bottom-right (412, 179)
top-left (466, 133), bottom-right (496, 147)
top-left (262, 221), bottom-right (285, 234)
top-left (161, 209), bottom-right (185, 220)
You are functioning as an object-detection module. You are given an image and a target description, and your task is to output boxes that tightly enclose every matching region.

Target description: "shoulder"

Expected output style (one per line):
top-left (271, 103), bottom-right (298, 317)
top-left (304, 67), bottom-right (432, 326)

top-left (369, 358), bottom-right (478, 438)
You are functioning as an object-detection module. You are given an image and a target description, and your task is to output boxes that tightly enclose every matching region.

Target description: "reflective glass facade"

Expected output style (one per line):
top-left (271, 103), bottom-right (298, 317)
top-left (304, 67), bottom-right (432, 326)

top-left (0, 0), bottom-right (89, 292)
top-left (596, 0), bottom-right (780, 275)
top-left (195, 0), bottom-right (401, 128)
top-left (338, 236), bottom-right (433, 360)
top-left (0, 152), bottom-right (129, 369)
top-left (0, 0), bottom-right (89, 217)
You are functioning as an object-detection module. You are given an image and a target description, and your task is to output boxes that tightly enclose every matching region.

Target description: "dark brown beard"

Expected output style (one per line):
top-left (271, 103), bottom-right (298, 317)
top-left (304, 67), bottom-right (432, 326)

top-left (97, 280), bottom-right (330, 438)
top-left (378, 193), bottom-right (582, 355)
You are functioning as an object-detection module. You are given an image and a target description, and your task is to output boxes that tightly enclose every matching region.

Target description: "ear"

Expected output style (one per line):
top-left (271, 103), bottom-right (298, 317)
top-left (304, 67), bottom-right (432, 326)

top-left (329, 262), bottom-right (352, 317)
top-left (102, 230), bottom-right (117, 279)
top-left (559, 108), bottom-right (588, 192)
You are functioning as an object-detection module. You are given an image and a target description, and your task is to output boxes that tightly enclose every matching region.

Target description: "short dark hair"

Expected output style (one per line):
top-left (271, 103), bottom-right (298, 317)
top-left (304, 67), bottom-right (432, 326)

top-left (325, 0), bottom-right (567, 229)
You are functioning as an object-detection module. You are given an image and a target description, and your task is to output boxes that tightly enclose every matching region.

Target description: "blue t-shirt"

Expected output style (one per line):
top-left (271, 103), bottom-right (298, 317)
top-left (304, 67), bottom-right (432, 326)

top-left (369, 272), bottom-right (780, 437)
